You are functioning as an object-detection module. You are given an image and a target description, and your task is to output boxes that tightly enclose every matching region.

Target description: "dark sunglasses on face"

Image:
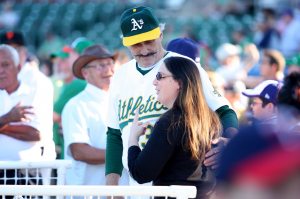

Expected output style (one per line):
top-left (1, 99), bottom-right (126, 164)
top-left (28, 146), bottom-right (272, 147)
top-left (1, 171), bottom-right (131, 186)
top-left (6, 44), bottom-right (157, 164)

top-left (156, 72), bottom-right (173, 81)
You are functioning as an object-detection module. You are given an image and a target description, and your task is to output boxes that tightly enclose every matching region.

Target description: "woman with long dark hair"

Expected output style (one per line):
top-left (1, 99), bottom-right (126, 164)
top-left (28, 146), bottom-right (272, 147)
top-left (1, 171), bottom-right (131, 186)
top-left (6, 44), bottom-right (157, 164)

top-left (128, 56), bottom-right (222, 198)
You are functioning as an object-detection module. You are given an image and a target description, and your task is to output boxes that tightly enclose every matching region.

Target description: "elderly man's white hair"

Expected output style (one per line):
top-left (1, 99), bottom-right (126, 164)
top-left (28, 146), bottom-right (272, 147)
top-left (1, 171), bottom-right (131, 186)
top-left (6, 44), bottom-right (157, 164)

top-left (0, 44), bottom-right (20, 67)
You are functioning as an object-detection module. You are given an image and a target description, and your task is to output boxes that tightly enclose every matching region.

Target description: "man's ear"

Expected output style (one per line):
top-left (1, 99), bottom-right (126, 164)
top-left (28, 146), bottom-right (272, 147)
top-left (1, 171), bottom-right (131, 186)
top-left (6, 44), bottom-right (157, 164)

top-left (81, 68), bottom-right (88, 80)
top-left (17, 64), bottom-right (21, 72)
top-left (266, 102), bottom-right (275, 112)
top-left (159, 32), bottom-right (163, 40)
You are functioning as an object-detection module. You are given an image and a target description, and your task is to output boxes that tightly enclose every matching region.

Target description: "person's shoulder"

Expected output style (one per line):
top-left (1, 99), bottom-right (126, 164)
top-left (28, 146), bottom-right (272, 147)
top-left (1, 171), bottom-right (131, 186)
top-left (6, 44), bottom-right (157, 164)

top-left (156, 109), bottom-right (183, 141)
top-left (72, 78), bottom-right (86, 85)
top-left (158, 109), bottom-right (181, 125)
top-left (113, 59), bottom-right (137, 79)
top-left (116, 59), bottom-right (136, 71)
top-left (0, 89), bottom-right (9, 103)
top-left (62, 91), bottom-right (85, 112)
top-left (37, 70), bottom-right (53, 83)
top-left (68, 87), bottom-right (87, 102)
top-left (66, 78), bottom-right (86, 89)
top-left (0, 88), bottom-right (7, 95)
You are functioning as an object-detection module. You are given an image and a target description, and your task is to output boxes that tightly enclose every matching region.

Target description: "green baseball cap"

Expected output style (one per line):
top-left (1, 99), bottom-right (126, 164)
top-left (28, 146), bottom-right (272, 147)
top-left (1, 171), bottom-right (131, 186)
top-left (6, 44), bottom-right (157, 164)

top-left (286, 54), bottom-right (300, 67)
top-left (50, 46), bottom-right (73, 59)
top-left (71, 37), bottom-right (94, 54)
top-left (120, 6), bottom-right (161, 46)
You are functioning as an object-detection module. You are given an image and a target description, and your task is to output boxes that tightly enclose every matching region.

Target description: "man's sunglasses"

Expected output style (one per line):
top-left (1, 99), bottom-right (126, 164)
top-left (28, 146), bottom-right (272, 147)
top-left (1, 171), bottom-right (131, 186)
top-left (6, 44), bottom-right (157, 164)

top-left (156, 72), bottom-right (173, 81)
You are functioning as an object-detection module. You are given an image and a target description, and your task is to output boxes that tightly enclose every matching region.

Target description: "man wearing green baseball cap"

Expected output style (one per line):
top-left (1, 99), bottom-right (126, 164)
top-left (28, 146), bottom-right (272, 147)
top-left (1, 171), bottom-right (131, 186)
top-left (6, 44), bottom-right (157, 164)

top-left (105, 6), bottom-right (238, 195)
top-left (50, 38), bottom-right (93, 159)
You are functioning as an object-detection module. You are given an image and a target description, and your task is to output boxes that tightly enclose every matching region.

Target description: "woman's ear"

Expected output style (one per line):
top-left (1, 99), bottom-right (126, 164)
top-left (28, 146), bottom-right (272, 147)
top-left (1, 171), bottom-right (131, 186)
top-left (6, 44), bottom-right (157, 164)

top-left (176, 80), bottom-right (182, 90)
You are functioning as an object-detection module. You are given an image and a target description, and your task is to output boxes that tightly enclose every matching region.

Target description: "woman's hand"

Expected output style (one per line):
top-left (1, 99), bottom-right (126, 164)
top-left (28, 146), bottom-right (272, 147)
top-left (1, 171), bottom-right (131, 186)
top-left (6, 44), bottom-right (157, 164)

top-left (128, 110), bottom-right (150, 147)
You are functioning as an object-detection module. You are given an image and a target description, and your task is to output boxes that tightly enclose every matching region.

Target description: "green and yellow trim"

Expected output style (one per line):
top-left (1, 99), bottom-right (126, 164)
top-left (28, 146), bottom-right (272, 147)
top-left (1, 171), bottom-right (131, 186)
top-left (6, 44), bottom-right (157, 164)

top-left (123, 27), bottom-right (161, 46)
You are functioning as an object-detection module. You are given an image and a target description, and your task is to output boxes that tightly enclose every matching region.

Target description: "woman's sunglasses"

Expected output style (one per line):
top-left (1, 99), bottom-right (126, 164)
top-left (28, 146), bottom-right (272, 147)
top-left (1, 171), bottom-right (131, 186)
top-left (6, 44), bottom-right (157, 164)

top-left (156, 72), bottom-right (173, 81)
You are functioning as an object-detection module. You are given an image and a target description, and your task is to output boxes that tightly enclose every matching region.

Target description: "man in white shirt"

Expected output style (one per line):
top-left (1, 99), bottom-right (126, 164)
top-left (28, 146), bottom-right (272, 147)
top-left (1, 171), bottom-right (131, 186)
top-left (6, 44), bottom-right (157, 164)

top-left (62, 44), bottom-right (128, 185)
top-left (0, 44), bottom-right (43, 185)
top-left (0, 31), bottom-right (55, 161)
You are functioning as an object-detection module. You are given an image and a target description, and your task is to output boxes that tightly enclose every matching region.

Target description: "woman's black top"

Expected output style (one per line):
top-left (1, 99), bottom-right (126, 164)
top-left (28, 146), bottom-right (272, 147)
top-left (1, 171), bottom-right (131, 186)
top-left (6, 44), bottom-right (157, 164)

top-left (128, 110), bottom-right (215, 199)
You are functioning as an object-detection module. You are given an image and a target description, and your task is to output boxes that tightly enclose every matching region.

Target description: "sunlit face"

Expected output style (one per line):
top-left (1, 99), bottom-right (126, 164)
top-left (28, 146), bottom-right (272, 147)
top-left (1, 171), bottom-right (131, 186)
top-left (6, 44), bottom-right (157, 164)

top-left (153, 63), bottom-right (180, 108)
top-left (81, 58), bottom-right (115, 91)
top-left (250, 97), bottom-right (274, 120)
top-left (260, 56), bottom-right (275, 78)
top-left (0, 49), bottom-right (19, 93)
top-left (127, 36), bottom-right (164, 68)
top-left (56, 51), bottom-right (79, 81)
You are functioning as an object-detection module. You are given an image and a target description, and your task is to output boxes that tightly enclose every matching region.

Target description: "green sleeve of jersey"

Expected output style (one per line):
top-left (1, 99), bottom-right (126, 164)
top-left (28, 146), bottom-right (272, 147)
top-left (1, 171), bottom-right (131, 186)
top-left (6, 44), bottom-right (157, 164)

top-left (215, 105), bottom-right (239, 137)
top-left (105, 127), bottom-right (123, 176)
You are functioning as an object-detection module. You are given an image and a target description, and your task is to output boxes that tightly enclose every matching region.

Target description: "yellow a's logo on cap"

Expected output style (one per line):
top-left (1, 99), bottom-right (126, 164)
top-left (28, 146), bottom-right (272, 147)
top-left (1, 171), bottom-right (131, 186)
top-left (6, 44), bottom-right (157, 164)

top-left (133, 8), bottom-right (136, 12)
top-left (131, 18), bottom-right (144, 31)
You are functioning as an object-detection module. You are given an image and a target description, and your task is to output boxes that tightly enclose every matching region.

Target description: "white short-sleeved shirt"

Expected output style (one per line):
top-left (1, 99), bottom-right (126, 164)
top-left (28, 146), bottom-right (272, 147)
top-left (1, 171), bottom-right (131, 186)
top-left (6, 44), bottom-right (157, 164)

top-left (107, 52), bottom-right (229, 184)
top-left (0, 83), bottom-right (43, 160)
top-left (18, 63), bottom-right (56, 160)
top-left (62, 84), bottom-right (109, 185)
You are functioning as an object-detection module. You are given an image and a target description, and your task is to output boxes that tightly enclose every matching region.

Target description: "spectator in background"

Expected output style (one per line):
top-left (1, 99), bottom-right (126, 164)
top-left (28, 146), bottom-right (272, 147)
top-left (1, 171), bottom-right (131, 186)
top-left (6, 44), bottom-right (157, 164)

top-left (0, 31), bottom-right (56, 162)
top-left (260, 50), bottom-right (285, 81)
top-left (37, 32), bottom-right (64, 62)
top-left (166, 37), bottom-right (216, 71)
top-left (166, 37), bottom-right (200, 63)
top-left (223, 81), bottom-right (248, 124)
top-left (39, 59), bottom-right (54, 77)
top-left (231, 29), bottom-right (251, 50)
top-left (215, 42), bottom-right (259, 85)
top-left (0, 44), bottom-right (41, 184)
top-left (277, 72), bottom-right (300, 133)
top-left (62, 44), bottom-right (128, 185)
top-left (254, 7), bottom-right (279, 50)
top-left (276, 8), bottom-right (300, 58)
top-left (242, 80), bottom-right (280, 128)
top-left (245, 49), bottom-right (285, 88)
top-left (50, 38), bottom-right (93, 159)
top-left (215, 43), bottom-right (243, 84)
top-left (0, 2), bottom-right (19, 30)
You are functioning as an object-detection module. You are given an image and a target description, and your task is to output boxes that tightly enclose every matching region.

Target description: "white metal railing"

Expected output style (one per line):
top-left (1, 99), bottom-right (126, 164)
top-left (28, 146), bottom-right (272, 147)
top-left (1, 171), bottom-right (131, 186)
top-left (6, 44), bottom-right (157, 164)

top-left (0, 160), bottom-right (72, 185)
top-left (0, 185), bottom-right (197, 199)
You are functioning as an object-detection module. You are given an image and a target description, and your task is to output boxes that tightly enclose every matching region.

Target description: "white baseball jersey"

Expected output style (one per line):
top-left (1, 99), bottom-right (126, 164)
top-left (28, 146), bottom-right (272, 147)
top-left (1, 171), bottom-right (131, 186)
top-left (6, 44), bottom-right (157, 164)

top-left (107, 52), bottom-right (229, 186)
